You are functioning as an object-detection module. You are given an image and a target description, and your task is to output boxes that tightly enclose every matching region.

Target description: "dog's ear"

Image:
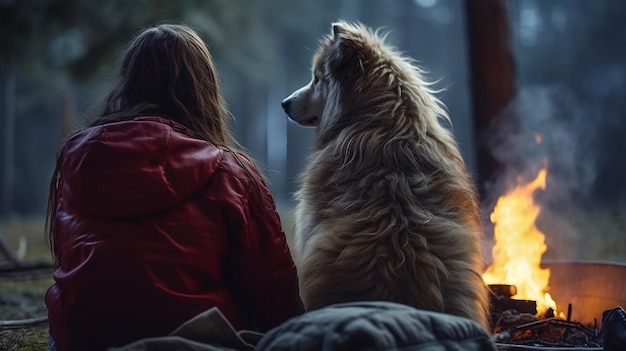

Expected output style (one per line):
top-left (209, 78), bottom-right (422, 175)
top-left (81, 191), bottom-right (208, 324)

top-left (327, 25), bottom-right (358, 72)
top-left (332, 23), bottom-right (344, 38)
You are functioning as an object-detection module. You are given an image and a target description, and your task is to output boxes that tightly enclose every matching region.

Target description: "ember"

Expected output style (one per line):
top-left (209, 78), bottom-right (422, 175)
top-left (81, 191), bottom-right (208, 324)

top-left (489, 285), bottom-right (604, 349)
top-left (492, 309), bottom-right (603, 349)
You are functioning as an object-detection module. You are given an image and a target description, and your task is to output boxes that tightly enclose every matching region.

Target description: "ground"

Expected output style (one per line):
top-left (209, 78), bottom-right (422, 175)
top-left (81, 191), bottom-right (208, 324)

top-left (0, 218), bottom-right (52, 351)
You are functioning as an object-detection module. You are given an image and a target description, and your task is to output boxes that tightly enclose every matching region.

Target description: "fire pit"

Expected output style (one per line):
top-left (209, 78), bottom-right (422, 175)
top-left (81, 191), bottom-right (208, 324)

top-left (490, 259), bottom-right (626, 350)
top-left (482, 165), bottom-right (626, 349)
top-left (541, 259), bottom-right (626, 327)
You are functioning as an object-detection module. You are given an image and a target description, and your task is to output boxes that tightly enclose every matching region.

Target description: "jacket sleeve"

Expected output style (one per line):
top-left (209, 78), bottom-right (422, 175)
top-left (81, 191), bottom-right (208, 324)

top-left (228, 167), bottom-right (304, 331)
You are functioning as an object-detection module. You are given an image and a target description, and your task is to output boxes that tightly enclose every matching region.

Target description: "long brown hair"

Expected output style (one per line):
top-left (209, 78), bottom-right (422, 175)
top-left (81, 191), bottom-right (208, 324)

top-left (46, 23), bottom-right (261, 264)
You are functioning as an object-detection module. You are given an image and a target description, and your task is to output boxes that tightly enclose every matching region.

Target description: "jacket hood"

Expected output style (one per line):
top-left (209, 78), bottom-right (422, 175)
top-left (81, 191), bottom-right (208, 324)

top-left (61, 116), bottom-right (224, 218)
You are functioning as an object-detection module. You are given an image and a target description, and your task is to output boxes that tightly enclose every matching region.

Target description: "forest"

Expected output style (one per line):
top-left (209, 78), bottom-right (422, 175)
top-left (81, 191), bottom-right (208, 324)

top-left (1, 0), bottom-right (625, 262)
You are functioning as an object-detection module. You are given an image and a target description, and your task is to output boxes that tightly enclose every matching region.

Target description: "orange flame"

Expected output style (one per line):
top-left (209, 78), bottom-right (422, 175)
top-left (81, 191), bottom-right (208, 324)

top-left (483, 167), bottom-right (558, 316)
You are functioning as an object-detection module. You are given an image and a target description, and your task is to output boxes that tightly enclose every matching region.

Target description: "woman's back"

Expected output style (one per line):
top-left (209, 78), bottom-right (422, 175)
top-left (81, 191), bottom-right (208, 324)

top-left (46, 115), bottom-right (301, 350)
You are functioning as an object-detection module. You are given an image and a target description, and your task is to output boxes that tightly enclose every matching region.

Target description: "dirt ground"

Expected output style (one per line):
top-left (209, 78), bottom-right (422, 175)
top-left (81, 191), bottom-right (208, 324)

top-left (0, 218), bottom-right (51, 351)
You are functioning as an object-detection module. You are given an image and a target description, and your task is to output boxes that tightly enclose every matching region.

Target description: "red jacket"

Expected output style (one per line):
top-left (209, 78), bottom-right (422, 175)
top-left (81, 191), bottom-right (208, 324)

top-left (45, 116), bottom-right (303, 351)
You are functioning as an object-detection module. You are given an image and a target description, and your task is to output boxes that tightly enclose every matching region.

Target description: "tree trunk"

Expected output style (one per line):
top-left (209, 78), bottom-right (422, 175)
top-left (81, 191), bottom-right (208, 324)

top-left (464, 0), bottom-right (518, 198)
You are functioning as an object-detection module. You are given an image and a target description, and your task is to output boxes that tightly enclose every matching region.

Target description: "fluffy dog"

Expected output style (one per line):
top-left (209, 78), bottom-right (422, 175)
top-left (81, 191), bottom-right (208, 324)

top-left (281, 21), bottom-right (491, 330)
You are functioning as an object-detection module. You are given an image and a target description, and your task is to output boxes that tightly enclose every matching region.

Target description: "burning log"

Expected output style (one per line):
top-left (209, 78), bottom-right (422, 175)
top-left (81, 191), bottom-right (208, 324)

top-left (489, 284), bottom-right (538, 327)
top-left (491, 295), bottom-right (537, 316)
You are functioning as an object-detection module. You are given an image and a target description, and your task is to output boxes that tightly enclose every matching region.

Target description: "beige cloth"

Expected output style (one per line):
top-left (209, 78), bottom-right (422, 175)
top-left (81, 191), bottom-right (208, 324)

top-left (108, 308), bottom-right (262, 351)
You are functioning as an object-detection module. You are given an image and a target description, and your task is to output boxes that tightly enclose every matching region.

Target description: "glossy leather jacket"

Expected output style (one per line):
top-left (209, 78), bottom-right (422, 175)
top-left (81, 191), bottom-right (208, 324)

top-left (46, 116), bottom-right (303, 351)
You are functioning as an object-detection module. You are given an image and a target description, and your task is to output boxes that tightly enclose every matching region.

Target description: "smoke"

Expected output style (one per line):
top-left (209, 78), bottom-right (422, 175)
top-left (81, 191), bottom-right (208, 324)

top-left (480, 84), bottom-right (602, 260)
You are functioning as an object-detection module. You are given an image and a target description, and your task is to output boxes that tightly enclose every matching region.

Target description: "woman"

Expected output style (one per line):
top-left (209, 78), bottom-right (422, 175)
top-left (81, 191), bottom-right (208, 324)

top-left (45, 23), bottom-right (303, 351)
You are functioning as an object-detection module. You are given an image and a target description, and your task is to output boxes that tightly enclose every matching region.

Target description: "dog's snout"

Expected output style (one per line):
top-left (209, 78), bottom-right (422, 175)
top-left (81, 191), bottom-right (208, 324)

top-left (281, 98), bottom-right (291, 111)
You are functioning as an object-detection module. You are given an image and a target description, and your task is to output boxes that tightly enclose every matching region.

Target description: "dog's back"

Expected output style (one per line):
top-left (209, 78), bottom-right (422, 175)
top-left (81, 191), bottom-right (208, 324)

top-left (286, 21), bottom-right (491, 331)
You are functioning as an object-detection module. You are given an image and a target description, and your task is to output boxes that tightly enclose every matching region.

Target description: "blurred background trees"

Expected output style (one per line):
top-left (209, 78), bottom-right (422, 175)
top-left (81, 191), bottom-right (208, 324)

top-left (1, 0), bottom-right (625, 260)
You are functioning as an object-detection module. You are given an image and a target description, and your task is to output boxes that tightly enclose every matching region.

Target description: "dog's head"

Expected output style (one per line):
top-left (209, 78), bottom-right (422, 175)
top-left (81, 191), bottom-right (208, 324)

top-left (282, 21), bottom-right (449, 141)
top-left (281, 21), bottom-right (374, 129)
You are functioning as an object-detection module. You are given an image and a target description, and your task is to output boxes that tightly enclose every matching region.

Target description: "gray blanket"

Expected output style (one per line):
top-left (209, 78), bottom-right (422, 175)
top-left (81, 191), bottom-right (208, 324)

top-left (110, 301), bottom-right (497, 351)
top-left (256, 301), bottom-right (496, 351)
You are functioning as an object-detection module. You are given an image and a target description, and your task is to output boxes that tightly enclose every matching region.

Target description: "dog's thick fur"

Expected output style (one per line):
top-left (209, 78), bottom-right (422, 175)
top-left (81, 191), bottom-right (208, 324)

top-left (282, 21), bottom-right (491, 330)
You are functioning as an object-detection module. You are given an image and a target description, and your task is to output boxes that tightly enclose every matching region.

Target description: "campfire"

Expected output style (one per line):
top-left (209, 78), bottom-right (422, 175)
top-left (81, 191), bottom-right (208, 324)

top-left (481, 165), bottom-right (610, 349)
top-left (483, 165), bottom-right (557, 317)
